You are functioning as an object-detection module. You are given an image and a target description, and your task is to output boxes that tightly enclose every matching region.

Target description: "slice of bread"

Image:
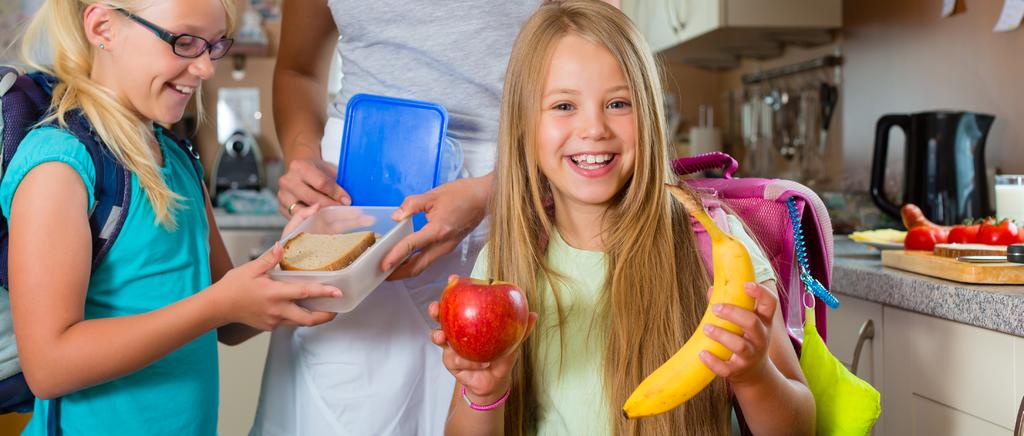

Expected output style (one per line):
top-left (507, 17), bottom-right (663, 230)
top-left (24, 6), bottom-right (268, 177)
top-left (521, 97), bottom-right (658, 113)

top-left (281, 231), bottom-right (376, 271)
top-left (933, 243), bottom-right (1007, 258)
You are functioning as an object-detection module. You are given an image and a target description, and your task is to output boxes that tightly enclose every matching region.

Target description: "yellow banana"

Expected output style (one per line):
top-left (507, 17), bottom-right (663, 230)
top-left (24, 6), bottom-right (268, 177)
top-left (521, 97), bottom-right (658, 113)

top-left (622, 184), bottom-right (757, 419)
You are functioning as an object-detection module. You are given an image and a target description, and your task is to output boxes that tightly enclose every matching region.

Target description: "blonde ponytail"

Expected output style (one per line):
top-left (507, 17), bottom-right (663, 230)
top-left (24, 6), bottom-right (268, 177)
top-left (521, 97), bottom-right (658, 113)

top-left (19, 0), bottom-right (236, 227)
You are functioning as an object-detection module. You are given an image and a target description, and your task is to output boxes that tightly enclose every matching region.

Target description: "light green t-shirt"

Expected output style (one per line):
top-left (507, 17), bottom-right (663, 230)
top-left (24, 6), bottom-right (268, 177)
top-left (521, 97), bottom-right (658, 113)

top-left (470, 218), bottom-right (775, 435)
top-left (0, 127), bottom-right (217, 435)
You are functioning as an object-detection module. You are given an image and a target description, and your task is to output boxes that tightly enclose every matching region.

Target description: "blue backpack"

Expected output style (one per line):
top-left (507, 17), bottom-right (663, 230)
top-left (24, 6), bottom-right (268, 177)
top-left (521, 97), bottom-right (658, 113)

top-left (0, 66), bottom-right (203, 417)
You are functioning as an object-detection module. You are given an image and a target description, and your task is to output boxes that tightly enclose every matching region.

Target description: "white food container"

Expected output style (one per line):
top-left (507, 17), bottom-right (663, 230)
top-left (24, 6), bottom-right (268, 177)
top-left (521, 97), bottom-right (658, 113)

top-left (270, 206), bottom-right (412, 313)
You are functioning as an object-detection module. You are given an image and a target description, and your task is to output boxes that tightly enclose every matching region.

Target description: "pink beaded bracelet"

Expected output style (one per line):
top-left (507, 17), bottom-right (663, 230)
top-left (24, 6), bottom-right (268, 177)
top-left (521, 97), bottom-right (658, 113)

top-left (461, 385), bottom-right (511, 411)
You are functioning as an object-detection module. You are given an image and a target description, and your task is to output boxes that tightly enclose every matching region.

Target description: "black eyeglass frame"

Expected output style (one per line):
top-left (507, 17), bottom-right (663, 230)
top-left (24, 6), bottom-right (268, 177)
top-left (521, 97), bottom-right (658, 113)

top-left (115, 8), bottom-right (234, 60)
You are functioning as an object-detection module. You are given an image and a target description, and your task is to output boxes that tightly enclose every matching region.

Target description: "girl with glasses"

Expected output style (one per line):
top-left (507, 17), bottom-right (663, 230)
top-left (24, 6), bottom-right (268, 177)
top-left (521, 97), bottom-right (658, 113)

top-left (3, 1), bottom-right (341, 434)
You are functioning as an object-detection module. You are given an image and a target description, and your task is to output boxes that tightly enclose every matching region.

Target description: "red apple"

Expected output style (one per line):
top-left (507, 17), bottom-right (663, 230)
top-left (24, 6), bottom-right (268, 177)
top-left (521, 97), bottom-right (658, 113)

top-left (438, 275), bottom-right (529, 362)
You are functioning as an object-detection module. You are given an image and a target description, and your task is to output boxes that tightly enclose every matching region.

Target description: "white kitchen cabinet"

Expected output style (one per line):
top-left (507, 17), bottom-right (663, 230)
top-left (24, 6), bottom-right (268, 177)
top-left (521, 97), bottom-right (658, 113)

top-left (219, 228), bottom-right (281, 265)
top-left (218, 334), bottom-right (271, 436)
top-left (829, 295), bottom-right (883, 386)
top-left (621, 0), bottom-right (841, 67)
top-left (1016, 337), bottom-right (1024, 435)
top-left (828, 295), bottom-right (885, 435)
top-left (215, 228), bottom-right (281, 436)
top-left (622, 0), bottom-right (708, 55)
top-left (882, 307), bottom-right (1019, 435)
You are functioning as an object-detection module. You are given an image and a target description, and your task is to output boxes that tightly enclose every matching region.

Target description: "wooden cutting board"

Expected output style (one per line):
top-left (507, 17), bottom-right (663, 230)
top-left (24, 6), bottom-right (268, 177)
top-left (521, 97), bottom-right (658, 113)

top-left (881, 250), bottom-right (1024, 285)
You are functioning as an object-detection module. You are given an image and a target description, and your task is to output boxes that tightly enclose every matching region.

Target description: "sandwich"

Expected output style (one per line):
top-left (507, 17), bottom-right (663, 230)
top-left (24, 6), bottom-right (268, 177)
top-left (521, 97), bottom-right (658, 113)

top-left (280, 231), bottom-right (376, 271)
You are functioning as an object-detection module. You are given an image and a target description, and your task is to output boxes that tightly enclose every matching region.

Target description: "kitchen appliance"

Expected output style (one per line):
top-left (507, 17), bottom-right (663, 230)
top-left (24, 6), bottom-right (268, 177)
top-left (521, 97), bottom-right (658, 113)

top-left (211, 129), bottom-right (263, 200)
top-left (870, 111), bottom-right (995, 225)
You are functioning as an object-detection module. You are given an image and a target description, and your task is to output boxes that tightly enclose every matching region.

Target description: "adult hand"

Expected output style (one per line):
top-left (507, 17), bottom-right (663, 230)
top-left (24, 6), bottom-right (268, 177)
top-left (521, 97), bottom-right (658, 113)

top-left (381, 174), bottom-right (492, 280)
top-left (277, 157), bottom-right (350, 217)
top-left (699, 282), bottom-right (777, 386)
top-left (281, 203), bottom-right (319, 237)
top-left (428, 301), bottom-right (537, 404)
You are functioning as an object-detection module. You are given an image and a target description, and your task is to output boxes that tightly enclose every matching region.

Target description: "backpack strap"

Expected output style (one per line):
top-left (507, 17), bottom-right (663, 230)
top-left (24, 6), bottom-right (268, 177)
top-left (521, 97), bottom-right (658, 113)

top-left (61, 110), bottom-right (132, 271)
top-left (0, 68), bottom-right (18, 99)
top-left (154, 124), bottom-right (204, 188)
top-left (672, 152), bottom-right (739, 179)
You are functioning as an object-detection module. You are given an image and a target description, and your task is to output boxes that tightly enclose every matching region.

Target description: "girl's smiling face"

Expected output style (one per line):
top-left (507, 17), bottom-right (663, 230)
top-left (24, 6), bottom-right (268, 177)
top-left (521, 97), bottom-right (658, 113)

top-left (94, 0), bottom-right (228, 125)
top-left (536, 33), bottom-right (636, 211)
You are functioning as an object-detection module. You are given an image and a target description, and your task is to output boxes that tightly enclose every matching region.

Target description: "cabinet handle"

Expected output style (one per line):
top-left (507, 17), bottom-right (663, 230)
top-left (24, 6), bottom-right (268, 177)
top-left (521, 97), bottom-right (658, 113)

top-left (666, 0), bottom-right (685, 33)
top-left (850, 319), bottom-right (875, 375)
top-left (1015, 393), bottom-right (1024, 436)
top-left (675, 0), bottom-right (687, 31)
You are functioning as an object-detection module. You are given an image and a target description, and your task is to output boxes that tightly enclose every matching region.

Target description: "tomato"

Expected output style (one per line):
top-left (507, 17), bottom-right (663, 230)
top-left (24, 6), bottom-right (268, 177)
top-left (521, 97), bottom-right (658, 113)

top-left (904, 226), bottom-right (948, 251)
top-left (977, 219), bottom-right (1020, 246)
top-left (947, 224), bottom-right (981, 244)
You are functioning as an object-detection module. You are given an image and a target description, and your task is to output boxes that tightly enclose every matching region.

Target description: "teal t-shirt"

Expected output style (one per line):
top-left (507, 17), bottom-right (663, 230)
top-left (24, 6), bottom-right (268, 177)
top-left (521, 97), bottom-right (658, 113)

top-left (0, 127), bottom-right (217, 435)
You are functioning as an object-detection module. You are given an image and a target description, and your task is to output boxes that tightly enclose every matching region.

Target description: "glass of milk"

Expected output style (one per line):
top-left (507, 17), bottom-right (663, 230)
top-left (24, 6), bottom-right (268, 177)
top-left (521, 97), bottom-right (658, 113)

top-left (995, 175), bottom-right (1024, 223)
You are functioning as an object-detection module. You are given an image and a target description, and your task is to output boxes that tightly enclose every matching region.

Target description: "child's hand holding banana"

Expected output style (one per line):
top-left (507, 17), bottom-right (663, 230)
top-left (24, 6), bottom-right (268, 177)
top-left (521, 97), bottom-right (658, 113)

top-left (698, 281), bottom-right (778, 386)
top-left (623, 185), bottom-right (775, 418)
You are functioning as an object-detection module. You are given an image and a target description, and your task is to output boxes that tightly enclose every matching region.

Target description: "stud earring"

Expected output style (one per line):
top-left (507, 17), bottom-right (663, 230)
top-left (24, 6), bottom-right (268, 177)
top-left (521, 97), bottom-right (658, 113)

top-left (98, 43), bottom-right (105, 50)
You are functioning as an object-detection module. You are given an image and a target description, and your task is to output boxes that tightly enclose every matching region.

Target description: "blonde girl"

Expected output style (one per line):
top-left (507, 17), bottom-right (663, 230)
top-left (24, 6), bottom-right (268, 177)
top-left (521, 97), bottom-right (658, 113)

top-left (429, 1), bottom-right (815, 434)
top-left (3, 0), bottom-right (339, 433)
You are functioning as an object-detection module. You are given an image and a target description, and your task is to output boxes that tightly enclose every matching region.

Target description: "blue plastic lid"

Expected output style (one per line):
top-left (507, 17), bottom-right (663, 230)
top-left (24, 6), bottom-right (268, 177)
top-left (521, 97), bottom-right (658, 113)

top-left (335, 93), bottom-right (462, 230)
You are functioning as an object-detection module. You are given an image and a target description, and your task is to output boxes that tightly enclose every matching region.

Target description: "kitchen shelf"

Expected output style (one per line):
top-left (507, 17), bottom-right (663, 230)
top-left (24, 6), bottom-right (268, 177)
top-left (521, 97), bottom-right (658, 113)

top-left (230, 42), bottom-right (270, 57)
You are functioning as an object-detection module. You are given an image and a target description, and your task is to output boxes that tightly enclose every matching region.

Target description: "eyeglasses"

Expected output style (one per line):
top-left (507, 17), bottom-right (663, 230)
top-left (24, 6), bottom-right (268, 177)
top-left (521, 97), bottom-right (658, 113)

top-left (116, 8), bottom-right (234, 60)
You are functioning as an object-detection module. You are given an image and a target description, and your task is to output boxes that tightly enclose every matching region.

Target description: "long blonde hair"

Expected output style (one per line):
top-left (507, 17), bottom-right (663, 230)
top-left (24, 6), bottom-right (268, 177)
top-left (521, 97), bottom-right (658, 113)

top-left (19, 0), bottom-right (236, 227)
top-left (490, 1), bottom-right (729, 434)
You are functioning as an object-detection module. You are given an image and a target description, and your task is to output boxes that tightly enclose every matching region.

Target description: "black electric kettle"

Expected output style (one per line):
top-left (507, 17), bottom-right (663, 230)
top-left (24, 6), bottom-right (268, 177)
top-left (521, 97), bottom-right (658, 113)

top-left (870, 111), bottom-right (995, 225)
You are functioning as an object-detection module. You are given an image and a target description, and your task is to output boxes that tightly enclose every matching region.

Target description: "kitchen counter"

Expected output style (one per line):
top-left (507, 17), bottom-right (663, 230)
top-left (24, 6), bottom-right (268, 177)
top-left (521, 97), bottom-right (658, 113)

top-left (212, 209), bottom-right (288, 230)
top-left (832, 237), bottom-right (1024, 337)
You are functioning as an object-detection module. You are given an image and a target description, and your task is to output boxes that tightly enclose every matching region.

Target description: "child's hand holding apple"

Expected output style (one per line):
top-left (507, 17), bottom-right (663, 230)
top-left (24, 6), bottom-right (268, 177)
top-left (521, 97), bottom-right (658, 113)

top-left (428, 275), bottom-right (537, 406)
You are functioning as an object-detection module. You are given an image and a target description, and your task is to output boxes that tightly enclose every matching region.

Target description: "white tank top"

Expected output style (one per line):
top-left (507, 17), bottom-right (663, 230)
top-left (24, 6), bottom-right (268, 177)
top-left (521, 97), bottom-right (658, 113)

top-left (251, 2), bottom-right (537, 435)
top-left (322, 0), bottom-right (538, 178)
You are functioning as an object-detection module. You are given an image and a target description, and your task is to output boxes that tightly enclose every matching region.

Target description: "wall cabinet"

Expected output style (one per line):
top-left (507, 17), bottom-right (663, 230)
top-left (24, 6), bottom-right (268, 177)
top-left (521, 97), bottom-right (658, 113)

top-left (621, 0), bottom-right (842, 68)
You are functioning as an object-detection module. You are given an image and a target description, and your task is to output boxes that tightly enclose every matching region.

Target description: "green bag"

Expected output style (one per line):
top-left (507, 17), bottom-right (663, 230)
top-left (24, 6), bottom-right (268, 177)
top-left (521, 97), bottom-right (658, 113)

top-left (799, 306), bottom-right (881, 435)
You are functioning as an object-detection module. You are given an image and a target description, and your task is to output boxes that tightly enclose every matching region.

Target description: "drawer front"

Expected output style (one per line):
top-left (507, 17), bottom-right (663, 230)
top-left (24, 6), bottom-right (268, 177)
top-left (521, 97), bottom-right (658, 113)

top-left (884, 307), bottom-right (1016, 434)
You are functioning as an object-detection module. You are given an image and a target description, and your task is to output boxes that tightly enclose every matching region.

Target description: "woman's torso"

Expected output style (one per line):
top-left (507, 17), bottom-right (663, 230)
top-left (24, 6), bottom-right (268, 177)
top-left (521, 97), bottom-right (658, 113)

top-left (324, 0), bottom-right (539, 177)
top-left (252, 5), bottom-right (534, 434)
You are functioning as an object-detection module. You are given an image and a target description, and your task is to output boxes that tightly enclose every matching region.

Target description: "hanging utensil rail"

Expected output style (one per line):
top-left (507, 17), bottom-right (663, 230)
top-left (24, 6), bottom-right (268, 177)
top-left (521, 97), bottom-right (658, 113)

top-left (741, 55), bottom-right (843, 85)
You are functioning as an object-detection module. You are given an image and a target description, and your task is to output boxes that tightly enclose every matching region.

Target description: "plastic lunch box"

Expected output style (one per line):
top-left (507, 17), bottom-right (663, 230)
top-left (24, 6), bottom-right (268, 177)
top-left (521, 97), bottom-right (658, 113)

top-left (335, 93), bottom-right (463, 231)
top-left (269, 206), bottom-right (412, 313)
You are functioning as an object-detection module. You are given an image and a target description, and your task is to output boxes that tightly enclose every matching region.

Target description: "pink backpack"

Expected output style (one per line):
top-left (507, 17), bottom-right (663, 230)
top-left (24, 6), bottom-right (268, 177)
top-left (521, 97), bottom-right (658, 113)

top-left (676, 152), bottom-right (833, 343)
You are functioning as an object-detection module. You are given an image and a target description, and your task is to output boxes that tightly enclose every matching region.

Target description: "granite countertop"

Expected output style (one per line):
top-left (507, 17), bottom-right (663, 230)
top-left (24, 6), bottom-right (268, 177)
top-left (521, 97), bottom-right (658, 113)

top-left (212, 209), bottom-right (289, 230)
top-left (832, 236), bottom-right (1024, 337)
